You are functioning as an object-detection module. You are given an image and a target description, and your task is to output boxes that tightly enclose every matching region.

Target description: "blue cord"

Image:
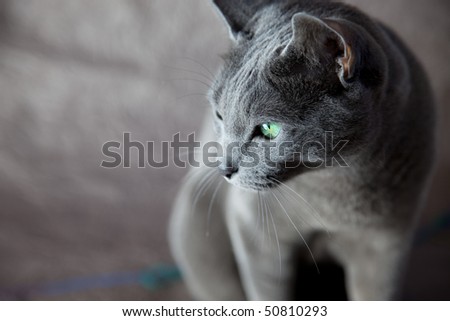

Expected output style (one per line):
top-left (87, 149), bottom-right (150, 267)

top-left (0, 264), bottom-right (181, 300)
top-left (0, 210), bottom-right (449, 300)
top-left (414, 209), bottom-right (450, 245)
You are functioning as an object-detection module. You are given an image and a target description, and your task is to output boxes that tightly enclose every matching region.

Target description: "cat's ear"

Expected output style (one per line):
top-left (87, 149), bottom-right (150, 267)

top-left (211, 0), bottom-right (274, 41)
top-left (280, 13), bottom-right (359, 87)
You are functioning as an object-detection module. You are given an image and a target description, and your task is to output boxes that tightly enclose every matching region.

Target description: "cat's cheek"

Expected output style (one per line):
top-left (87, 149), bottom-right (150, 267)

top-left (212, 121), bottom-right (220, 134)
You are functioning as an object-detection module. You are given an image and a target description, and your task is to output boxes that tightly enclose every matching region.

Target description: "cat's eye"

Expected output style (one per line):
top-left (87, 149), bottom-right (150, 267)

top-left (215, 111), bottom-right (223, 120)
top-left (260, 122), bottom-right (281, 139)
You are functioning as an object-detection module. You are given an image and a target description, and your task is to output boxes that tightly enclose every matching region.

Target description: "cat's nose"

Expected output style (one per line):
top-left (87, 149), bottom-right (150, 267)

top-left (218, 166), bottom-right (238, 179)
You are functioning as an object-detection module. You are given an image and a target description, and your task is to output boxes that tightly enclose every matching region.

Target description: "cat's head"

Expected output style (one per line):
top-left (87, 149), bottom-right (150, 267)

top-left (209, 0), bottom-right (387, 190)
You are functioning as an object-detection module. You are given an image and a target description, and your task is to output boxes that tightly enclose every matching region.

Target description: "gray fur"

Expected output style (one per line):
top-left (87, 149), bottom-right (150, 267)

top-left (170, 0), bottom-right (435, 300)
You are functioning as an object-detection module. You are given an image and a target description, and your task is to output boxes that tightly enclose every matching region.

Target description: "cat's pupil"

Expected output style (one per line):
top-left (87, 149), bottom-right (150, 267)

top-left (215, 111), bottom-right (223, 120)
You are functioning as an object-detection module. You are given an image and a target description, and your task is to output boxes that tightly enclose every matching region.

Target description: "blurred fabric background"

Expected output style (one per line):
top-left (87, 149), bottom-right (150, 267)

top-left (0, 0), bottom-right (449, 300)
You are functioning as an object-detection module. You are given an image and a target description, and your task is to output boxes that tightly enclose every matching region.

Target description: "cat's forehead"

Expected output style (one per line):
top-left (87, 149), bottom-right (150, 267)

top-left (213, 29), bottom-right (287, 107)
top-left (213, 49), bottom-right (314, 113)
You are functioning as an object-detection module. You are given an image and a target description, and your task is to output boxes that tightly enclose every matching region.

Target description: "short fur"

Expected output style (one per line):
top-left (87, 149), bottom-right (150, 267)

top-left (169, 0), bottom-right (435, 300)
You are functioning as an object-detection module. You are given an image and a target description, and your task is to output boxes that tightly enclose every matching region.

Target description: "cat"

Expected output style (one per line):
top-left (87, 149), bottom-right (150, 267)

top-left (169, 0), bottom-right (435, 300)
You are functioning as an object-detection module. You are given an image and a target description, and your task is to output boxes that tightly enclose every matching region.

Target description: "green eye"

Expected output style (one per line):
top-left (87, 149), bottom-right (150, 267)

top-left (260, 122), bottom-right (281, 139)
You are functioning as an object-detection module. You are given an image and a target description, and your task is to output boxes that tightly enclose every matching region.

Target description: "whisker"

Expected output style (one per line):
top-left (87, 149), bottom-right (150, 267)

top-left (269, 177), bottom-right (330, 237)
top-left (176, 56), bottom-right (215, 79)
top-left (264, 191), bottom-right (272, 251)
top-left (174, 93), bottom-right (209, 102)
top-left (191, 170), bottom-right (217, 214)
top-left (164, 65), bottom-right (213, 83)
top-left (273, 187), bottom-right (313, 229)
top-left (252, 191), bottom-right (262, 243)
top-left (261, 189), bottom-right (266, 245)
top-left (168, 77), bottom-right (213, 90)
top-left (194, 170), bottom-right (217, 200)
top-left (181, 167), bottom-right (208, 185)
top-left (265, 193), bottom-right (282, 282)
top-left (270, 190), bottom-right (320, 273)
top-left (206, 180), bottom-right (223, 237)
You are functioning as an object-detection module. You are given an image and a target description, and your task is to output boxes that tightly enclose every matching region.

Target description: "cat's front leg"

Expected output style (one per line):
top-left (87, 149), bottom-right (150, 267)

top-left (224, 189), bottom-right (303, 300)
top-left (328, 228), bottom-right (412, 300)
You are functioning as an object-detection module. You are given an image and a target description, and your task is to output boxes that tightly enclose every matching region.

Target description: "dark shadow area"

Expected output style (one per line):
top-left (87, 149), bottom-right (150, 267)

top-left (294, 261), bottom-right (348, 300)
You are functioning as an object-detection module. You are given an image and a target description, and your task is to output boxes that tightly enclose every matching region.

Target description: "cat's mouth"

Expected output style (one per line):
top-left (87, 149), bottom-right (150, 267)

top-left (223, 174), bottom-right (278, 191)
top-left (245, 181), bottom-right (276, 191)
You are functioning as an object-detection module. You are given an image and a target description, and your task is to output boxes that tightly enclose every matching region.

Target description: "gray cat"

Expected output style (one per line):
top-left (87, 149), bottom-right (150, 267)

top-left (169, 0), bottom-right (435, 300)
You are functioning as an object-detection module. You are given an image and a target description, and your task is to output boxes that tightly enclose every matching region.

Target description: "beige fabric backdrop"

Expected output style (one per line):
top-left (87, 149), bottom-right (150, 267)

top-left (0, 0), bottom-right (448, 299)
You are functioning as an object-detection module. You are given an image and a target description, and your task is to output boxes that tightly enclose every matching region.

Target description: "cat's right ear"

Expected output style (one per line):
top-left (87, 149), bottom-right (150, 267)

top-left (271, 13), bottom-right (361, 88)
top-left (211, 0), bottom-right (272, 41)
